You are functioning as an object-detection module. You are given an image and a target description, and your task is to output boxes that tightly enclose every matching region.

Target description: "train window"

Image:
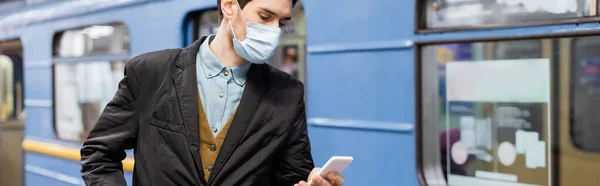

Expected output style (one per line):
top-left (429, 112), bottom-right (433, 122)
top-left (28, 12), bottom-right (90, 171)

top-left (571, 36), bottom-right (600, 152)
top-left (421, 0), bottom-right (590, 30)
top-left (0, 56), bottom-right (14, 122)
top-left (0, 40), bottom-right (24, 122)
top-left (52, 23), bottom-right (129, 142)
top-left (420, 36), bottom-right (600, 185)
top-left (195, 9), bottom-right (220, 40)
top-left (53, 61), bottom-right (125, 142)
top-left (494, 41), bottom-right (543, 59)
top-left (53, 23), bottom-right (129, 58)
top-left (191, 2), bottom-right (307, 83)
top-left (420, 39), bottom-right (552, 186)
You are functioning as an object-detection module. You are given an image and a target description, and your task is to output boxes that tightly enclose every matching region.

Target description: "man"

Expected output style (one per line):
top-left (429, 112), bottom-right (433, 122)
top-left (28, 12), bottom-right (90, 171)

top-left (80, 0), bottom-right (344, 185)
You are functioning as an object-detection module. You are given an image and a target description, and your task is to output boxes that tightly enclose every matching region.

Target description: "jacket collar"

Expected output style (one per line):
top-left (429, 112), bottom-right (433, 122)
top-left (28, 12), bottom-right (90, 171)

top-left (175, 36), bottom-right (207, 69)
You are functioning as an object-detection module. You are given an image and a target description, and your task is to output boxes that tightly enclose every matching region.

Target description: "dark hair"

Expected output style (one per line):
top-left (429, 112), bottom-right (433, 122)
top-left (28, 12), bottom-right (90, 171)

top-left (217, 0), bottom-right (299, 20)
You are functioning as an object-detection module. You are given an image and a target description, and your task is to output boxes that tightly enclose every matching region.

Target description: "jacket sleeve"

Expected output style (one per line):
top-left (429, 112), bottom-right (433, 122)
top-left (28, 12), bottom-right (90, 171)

top-left (271, 86), bottom-right (315, 185)
top-left (80, 60), bottom-right (140, 186)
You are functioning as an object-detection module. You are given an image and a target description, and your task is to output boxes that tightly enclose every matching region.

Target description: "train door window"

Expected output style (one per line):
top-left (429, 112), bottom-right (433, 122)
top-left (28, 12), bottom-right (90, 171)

top-left (52, 23), bottom-right (129, 142)
top-left (53, 24), bottom-right (129, 57)
top-left (420, 39), bottom-right (552, 186)
top-left (190, 1), bottom-right (307, 83)
top-left (0, 39), bottom-right (24, 122)
top-left (571, 36), bottom-right (600, 152)
top-left (421, 36), bottom-right (600, 185)
top-left (194, 9), bottom-right (220, 41)
top-left (420, 0), bottom-right (591, 30)
top-left (494, 40), bottom-right (543, 60)
top-left (558, 35), bottom-right (600, 185)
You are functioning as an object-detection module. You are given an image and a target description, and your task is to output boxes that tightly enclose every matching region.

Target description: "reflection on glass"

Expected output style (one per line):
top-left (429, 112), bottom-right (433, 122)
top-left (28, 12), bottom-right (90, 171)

top-left (54, 61), bottom-right (125, 142)
top-left (425, 0), bottom-right (589, 28)
top-left (0, 53), bottom-right (23, 121)
top-left (443, 101), bottom-right (549, 185)
top-left (53, 23), bottom-right (129, 142)
top-left (495, 40), bottom-right (543, 59)
top-left (0, 55), bottom-right (13, 121)
top-left (445, 59), bottom-right (550, 186)
top-left (423, 36), bottom-right (600, 186)
top-left (424, 40), bottom-right (550, 185)
top-left (54, 23), bottom-right (129, 57)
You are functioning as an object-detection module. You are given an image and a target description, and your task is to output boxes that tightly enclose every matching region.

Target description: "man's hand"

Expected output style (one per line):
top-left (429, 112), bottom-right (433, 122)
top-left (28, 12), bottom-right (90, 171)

top-left (294, 168), bottom-right (344, 186)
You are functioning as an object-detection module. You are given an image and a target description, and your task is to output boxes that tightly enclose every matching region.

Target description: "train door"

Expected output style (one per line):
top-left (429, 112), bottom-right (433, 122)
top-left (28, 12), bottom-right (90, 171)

top-left (0, 39), bottom-right (25, 186)
top-left (417, 0), bottom-right (600, 185)
top-left (559, 35), bottom-right (600, 185)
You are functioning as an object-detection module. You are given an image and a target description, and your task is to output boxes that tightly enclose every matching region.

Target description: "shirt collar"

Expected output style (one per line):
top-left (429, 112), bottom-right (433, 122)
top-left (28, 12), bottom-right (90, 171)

top-left (231, 63), bottom-right (251, 86)
top-left (197, 35), bottom-right (250, 86)
top-left (198, 35), bottom-right (225, 79)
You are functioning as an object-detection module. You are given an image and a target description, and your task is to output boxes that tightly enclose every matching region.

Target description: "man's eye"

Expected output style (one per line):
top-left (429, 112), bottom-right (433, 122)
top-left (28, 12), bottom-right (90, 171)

top-left (279, 23), bottom-right (286, 28)
top-left (260, 15), bottom-right (269, 21)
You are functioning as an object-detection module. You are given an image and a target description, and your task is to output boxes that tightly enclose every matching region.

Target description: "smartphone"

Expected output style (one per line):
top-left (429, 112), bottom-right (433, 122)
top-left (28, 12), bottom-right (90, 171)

top-left (307, 156), bottom-right (353, 185)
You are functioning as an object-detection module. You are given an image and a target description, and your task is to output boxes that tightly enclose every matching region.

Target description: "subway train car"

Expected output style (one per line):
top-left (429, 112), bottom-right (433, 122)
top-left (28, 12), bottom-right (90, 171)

top-left (1, 0), bottom-right (414, 185)
top-left (4, 0), bottom-right (600, 186)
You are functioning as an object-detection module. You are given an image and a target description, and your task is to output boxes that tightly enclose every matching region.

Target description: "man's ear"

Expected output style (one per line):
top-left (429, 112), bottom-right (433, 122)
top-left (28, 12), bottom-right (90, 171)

top-left (221, 0), bottom-right (237, 22)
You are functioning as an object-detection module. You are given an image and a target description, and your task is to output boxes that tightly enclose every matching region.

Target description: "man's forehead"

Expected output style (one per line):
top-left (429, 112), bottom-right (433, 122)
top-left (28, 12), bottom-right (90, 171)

top-left (247, 0), bottom-right (293, 17)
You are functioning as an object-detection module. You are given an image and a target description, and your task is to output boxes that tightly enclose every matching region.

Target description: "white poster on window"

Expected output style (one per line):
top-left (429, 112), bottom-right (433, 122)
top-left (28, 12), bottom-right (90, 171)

top-left (445, 59), bottom-right (551, 186)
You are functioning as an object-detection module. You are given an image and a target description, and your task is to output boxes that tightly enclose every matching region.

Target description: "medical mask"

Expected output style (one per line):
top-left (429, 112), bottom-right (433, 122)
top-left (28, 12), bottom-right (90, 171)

top-left (229, 2), bottom-right (282, 64)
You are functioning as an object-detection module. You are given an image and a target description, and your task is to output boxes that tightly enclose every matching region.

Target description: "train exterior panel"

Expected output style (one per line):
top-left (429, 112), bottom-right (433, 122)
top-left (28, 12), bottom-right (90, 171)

top-left (0, 0), bottom-right (420, 185)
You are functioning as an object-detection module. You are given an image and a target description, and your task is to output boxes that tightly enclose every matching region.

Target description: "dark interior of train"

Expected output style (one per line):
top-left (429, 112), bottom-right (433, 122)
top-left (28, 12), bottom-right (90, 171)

top-left (0, 39), bottom-right (25, 186)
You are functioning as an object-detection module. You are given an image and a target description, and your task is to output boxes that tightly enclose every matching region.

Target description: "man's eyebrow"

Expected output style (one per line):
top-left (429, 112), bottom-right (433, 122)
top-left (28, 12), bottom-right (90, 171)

top-left (260, 7), bottom-right (291, 20)
top-left (260, 7), bottom-right (277, 16)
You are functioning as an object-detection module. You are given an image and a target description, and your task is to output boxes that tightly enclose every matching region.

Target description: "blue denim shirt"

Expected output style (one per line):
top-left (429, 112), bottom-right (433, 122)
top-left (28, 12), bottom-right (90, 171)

top-left (197, 35), bottom-right (250, 137)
